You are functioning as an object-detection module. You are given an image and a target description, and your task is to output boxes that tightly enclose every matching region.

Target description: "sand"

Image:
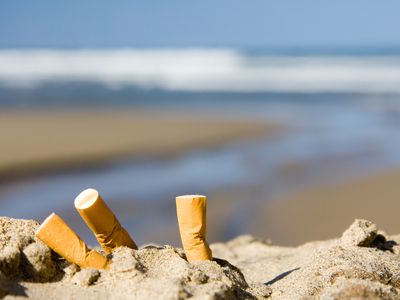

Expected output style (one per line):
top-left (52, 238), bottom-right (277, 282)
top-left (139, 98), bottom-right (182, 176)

top-left (254, 169), bottom-right (400, 246)
top-left (0, 217), bottom-right (267, 299)
top-left (1, 217), bottom-right (400, 299)
top-left (0, 109), bottom-right (279, 182)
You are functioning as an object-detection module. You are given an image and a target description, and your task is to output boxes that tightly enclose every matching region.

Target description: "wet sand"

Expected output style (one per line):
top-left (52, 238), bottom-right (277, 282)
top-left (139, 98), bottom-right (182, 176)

top-left (0, 109), bottom-right (279, 182)
top-left (253, 168), bottom-right (400, 246)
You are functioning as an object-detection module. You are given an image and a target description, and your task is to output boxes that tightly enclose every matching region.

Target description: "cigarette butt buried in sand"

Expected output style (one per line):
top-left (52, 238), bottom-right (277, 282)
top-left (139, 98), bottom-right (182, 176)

top-left (35, 213), bottom-right (108, 270)
top-left (74, 188), bottom-right (137, 254)
top-left (176, 195), bottom-right (212, 262)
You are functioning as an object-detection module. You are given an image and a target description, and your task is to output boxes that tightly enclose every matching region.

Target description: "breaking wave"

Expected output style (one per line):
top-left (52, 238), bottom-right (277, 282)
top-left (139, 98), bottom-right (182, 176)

top-left (1, 48), bottom-right (400, 93)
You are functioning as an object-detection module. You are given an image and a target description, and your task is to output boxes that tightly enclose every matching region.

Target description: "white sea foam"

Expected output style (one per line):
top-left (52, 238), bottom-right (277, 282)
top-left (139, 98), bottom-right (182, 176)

top-left (1, 48), bottom-right (400, 93)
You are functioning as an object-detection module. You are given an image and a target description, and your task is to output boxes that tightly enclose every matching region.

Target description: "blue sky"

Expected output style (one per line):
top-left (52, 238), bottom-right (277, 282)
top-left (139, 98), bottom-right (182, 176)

top-left (1, 1), bottom-right (400, 49)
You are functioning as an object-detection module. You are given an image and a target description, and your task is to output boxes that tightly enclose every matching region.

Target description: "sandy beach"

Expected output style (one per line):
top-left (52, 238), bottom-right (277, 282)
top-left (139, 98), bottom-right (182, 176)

top-left (2, 1), bottom-right (400, 298)
top-left (1, 110), bottom-right (400, 299)
top-left (0, 109), bottom-right (279, 182)
top-left (1, 108), bottom-right (400, 250)
top-left (253, 169), bottom-right (400, 246)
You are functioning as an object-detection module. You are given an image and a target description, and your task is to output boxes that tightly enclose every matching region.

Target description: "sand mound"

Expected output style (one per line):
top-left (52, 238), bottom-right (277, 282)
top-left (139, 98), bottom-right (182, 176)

top-left (212, 219), bottom-right (400, 299)
top-left (0, 217), bottom-right (267, 299)
top-left (1, 217), bottom-right (400, 299)
top-left (0, 217), bottom-right (59, 282)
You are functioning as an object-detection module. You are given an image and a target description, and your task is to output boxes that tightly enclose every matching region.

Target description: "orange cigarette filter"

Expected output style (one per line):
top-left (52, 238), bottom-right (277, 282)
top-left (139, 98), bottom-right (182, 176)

top-left (176, 195), bottom-right (212, 262)
top-left (35, 213), bottom-right (108, 270)
top-left (74, 188), bottom-right (137, 254)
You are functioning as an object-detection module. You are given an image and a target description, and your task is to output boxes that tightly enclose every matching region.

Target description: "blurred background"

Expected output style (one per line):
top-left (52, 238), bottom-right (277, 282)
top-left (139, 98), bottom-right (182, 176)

top-left (1, 1), bottom-right (400, 247)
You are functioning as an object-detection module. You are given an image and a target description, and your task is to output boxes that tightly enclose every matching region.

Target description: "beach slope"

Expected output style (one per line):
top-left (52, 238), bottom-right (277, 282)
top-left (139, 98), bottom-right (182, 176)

top-left (0, 109), bottom-right (278, 181)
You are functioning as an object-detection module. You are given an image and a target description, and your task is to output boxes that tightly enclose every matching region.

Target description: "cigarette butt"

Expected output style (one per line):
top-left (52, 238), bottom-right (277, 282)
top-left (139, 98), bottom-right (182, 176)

top-left (74, 188), bottom-right (137, 254)
top-left (35, 213), bottom-right (108, 270)
top-left (176, 195), bottom-right (212, 262)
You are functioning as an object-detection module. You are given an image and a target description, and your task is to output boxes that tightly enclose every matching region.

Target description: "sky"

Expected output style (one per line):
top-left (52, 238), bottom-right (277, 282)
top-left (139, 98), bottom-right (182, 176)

top-left (1, 1), bottom-right (400, 49)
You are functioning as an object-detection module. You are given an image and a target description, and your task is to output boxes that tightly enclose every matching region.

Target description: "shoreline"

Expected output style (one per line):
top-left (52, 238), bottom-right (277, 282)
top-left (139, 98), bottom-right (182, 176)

top-left (0, 109), bottom-right (280, 183)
